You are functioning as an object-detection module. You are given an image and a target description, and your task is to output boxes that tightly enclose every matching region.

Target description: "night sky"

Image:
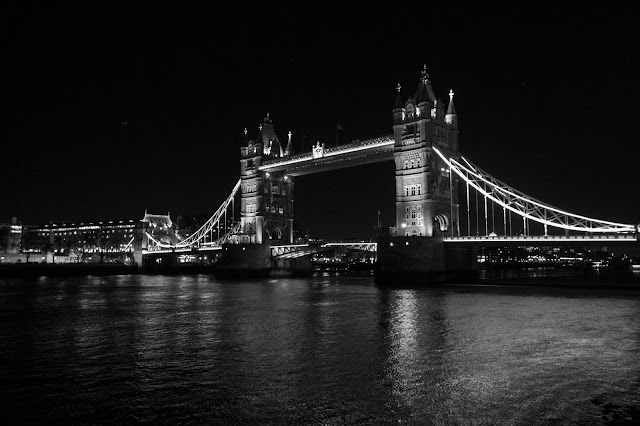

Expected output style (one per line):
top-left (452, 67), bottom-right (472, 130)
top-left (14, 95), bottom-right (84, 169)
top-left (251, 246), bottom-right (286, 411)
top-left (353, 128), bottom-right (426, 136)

top-left (4, 4), bottom-right (639, 240)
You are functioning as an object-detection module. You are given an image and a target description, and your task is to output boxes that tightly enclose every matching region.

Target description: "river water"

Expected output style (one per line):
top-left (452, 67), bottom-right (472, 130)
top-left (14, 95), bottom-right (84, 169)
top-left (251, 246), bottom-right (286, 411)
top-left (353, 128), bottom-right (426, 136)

top-left (1, 274), bottom-right (639, 425)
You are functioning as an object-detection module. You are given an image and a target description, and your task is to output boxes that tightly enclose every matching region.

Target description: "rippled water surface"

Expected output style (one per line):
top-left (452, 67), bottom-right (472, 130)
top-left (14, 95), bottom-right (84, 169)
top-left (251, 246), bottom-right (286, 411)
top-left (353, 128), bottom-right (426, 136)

top-left (1, 275), bottom-right (639, 424)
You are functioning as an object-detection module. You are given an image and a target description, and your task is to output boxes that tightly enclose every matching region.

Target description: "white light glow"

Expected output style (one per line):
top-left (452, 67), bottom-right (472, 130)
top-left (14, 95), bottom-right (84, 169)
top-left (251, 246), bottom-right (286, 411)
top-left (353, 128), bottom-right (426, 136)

top-left (432, 146), bottom-right (635, 233)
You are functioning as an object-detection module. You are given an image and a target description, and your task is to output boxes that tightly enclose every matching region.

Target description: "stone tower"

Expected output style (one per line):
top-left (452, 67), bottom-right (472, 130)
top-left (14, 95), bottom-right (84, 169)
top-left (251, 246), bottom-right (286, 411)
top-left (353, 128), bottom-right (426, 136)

top-left (239, 114), bottom-right (294, 245)
top-left (391, 65), bottom-right (460, 237)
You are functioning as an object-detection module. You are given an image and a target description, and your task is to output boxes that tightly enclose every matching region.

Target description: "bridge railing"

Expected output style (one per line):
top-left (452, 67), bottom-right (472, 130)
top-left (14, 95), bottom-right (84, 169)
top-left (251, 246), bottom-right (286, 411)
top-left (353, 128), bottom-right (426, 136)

top-left (260, 135), bottom-right (394, 170)
top-left (444, 234), bottom-right (637, 242)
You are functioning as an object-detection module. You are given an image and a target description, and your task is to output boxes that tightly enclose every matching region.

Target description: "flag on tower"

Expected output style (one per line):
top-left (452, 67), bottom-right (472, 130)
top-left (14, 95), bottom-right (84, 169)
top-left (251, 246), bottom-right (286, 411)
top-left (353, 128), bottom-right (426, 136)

top-left (336, 123), bottom-right (343, 131)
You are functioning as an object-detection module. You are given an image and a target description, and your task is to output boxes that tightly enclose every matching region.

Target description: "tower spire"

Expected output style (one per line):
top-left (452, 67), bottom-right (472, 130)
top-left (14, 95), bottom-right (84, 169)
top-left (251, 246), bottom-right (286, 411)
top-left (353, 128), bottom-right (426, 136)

top-left (285, 131), bottom-right (293, 156)
top-left (393, 83), bottom-right (405, 124)
top-left (394, 83), bottom-right (403, 109)
top-left (421, 63), bottom-right (429, 84)
top-left (447, 90), bottom-right (456, 115)
top-left (414, 64), bottom-right (436, 104)
top-left (445, 89), bottom-right (458, 127)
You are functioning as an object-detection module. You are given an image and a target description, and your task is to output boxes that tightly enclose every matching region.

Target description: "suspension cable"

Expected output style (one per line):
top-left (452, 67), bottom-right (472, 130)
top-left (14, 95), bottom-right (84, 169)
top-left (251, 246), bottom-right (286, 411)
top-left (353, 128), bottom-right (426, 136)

top-left (432, 147), bottom-right (635, 233)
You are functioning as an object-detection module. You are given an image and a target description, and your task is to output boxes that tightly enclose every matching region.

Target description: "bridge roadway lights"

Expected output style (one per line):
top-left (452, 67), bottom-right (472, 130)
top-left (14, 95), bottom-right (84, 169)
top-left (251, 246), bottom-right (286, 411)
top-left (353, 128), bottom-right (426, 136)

top-left (214, 243), bottom-right (313, 279)
top-left (375, 235), bottom-right (476, 285)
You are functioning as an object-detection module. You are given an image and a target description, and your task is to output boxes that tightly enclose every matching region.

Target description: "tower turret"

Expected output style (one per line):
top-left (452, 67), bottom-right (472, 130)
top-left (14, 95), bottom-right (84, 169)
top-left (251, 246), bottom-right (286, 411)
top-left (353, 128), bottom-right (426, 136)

top-left (414, 64), bottom-right (436, 114)
top-left (284, 131), bottom-right (293, 156)
top-left (393, 84), bottom-right (405, 124)
top-left (260, 113), bottom-right (284, 157)
top-left (445, 89), bottom-right (457, 129)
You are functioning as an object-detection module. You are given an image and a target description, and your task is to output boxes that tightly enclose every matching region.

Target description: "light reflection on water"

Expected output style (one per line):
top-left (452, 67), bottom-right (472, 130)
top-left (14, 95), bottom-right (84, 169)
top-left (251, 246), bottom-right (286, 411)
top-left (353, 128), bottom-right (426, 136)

top-left (0, 275), bottom-right (639, 424)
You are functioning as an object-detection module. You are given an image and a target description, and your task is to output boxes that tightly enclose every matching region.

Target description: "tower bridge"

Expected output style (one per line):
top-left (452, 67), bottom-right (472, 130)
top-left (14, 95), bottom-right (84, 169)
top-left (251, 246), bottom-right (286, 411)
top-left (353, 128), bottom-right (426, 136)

top-left (136, 65), bottom-right (639, 281)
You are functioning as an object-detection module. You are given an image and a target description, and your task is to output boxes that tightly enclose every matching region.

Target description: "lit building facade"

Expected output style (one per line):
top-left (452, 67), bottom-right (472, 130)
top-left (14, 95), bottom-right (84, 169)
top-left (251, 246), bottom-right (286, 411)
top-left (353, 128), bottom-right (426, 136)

top-left (22, 218), bottom-right (139, 258)
top-left (239, 114), bottom-right (294, 244)
top-left (391, 65), bottom-right (460, 237)
top-left (0, 217), bottom-right (23, 254)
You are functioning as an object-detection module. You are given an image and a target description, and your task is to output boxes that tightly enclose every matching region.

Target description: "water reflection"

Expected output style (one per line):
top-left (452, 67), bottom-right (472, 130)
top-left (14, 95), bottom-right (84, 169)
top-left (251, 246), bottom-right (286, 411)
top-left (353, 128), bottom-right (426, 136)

top-left (380, 288), bottom-right (455, 423)
top-left (442, 288), bottom-right (640, 423)
top-left (1, 275), bottom-right (639, 424)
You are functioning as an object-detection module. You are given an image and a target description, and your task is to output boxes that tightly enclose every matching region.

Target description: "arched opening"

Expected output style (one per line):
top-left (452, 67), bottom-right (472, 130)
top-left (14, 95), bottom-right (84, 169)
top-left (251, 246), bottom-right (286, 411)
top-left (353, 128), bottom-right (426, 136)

top-left (434, 213), bottom-right (449, 232)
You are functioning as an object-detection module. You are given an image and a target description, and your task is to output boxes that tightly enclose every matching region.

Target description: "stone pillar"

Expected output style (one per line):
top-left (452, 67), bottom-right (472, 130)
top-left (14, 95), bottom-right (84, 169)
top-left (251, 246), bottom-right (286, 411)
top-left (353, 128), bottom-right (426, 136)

top-left (287, 218), bottom-right (294, 244)
top-left (132, 228), bottom-right (146, 269)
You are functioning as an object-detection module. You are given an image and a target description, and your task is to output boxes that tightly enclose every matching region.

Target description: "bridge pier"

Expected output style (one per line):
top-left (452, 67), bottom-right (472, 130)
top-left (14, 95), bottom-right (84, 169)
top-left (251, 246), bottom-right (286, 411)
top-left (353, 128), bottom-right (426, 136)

top-left (271, 255), bottom-right (313, 277)
top-left (132, 228), bottom-right (146, 270)
top-left (215, 243), bottom-right (313, 279)
top-left (375, 235), bottom-right (477, 285)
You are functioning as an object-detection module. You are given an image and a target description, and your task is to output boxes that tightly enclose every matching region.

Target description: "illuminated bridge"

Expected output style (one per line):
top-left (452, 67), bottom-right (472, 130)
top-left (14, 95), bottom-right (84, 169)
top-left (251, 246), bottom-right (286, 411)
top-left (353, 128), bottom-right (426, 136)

top-left (135, 65), bottom-right (638, 278)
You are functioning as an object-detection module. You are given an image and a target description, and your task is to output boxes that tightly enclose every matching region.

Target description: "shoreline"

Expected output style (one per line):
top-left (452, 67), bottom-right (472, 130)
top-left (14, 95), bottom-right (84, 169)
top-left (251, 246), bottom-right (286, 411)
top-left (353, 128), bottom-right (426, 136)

top-left (0, 263), bottom-right (139, 278)
top-left (1, 263), bottom-right (638, 291)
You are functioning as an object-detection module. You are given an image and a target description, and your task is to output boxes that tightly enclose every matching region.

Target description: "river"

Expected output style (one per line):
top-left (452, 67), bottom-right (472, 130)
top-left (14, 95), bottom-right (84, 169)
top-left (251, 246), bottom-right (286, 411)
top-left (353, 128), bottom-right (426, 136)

top-left (1, 274), bottom-right (639, 424)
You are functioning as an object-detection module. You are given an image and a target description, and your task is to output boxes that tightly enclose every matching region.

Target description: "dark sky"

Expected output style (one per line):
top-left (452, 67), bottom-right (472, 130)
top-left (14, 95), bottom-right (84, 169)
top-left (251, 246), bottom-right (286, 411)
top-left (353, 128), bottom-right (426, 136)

top-left (4, 4), bottom-right (639, 239)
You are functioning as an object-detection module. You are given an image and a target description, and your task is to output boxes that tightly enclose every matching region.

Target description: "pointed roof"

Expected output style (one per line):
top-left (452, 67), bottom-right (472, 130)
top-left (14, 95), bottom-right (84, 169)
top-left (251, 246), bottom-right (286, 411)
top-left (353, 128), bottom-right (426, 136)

top-left (285, 131), bottom-right (293, 156)
top-left (446, 89), bottom-right (457, 115)
top-left (393, 83), bottom-right (403, 110)
top-left (259, 113), bottom-right (284, 157)
top-left (413, 64), bottom-right (436, 104)
top-left (141, 211), bottom-right (173, 228)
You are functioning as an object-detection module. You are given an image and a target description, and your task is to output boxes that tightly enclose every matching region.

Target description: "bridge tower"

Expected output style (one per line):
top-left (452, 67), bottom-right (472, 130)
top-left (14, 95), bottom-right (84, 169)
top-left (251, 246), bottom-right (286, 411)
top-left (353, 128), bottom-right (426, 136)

top-left (376, 66), bottom-right (468, 284)
top-left (239, 114), bottom-right (294, 245)
top-left (391, 65), bottom-right (460, 237)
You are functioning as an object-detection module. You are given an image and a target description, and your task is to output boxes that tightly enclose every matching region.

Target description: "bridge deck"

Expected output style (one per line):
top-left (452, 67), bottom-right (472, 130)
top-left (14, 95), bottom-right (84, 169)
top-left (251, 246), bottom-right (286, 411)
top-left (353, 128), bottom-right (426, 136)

top-left (444, 234), bottom-right (638, 247)
top-left (259, 136), bottom-right (394, 176)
